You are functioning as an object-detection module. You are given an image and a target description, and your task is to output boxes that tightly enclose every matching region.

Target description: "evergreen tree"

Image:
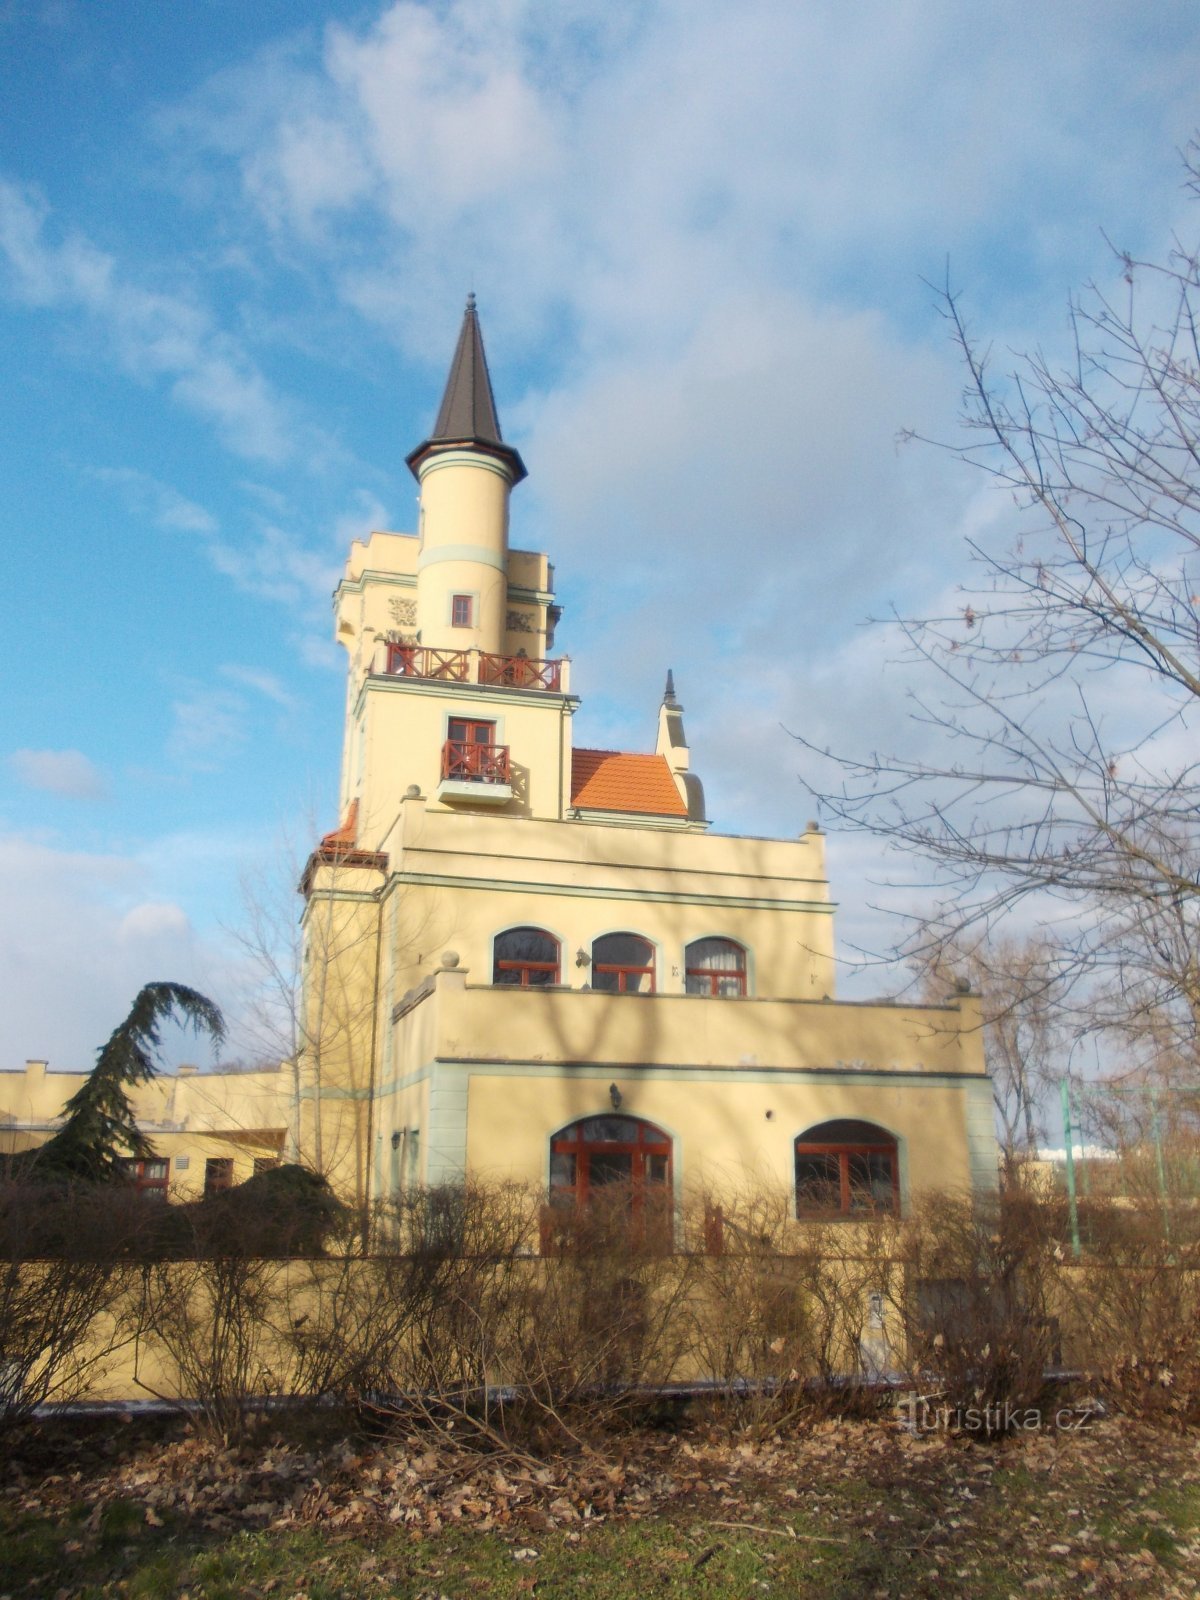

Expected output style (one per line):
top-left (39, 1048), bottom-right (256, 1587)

top-left (24, 983), bottom-right (224, 1182)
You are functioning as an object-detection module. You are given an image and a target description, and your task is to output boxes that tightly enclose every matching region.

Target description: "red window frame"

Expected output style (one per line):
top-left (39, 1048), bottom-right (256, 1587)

top-left (493, 926), bottom-right (561, 986)
top-left (121, 1156), bottom-right (170, 1200)
top-left (544, 1115), bottom-right (673, 1251)
top-left (684, 937), bottom-right (748, 997)
top-left (447, 717), bottom-right (494, 746)
top-left (451, 593), bottom-right (474, 628)
top-left (204, 1156), bottom-right (235, 1196)
top-left (592, 933), bottom-right (656, 993)
top-left (794, 1128), bottom-right (900, 1219)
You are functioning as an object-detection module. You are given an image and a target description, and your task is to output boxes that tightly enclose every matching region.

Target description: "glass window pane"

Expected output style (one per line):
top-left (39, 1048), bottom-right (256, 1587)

top-left (646, 1153), bottom-right (669, 1185)
top-left (796, 1152), bottom-right (842, 1212)
top-left (593, 933), bottom-right (654, 969)
top-left (579, 1115), bottom-right (642, 1142)
top-left (684, 972), bottom-right (709, 995)
top-left (496, 927), bottom-right (558, 964)
top-left (550, 1151), bottom-right (576, 1189)
top-left (847, 1151), bottom-right (895, 1211)
top-left (588, 1152), bottom-right (633, 1186)
top-left (686, 938), bottom-right (746, 973)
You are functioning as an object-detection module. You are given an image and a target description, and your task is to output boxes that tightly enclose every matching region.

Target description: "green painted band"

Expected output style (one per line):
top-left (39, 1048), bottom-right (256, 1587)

top-left (385, 869), bottom-right (833, 915)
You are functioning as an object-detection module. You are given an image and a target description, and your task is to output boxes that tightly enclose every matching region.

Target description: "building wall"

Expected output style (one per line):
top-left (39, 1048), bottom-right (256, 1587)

top-left (376, 797), bottom-right (836, 999)
top-left (374, 965), bottom-right (994, 1204)
top-left (0, 1060), bottom-right (289, 1196)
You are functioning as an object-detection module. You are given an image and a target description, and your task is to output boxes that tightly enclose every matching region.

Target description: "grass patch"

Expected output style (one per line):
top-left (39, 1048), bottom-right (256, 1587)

top-left (3, 1419), bottom-right (1199, 1599)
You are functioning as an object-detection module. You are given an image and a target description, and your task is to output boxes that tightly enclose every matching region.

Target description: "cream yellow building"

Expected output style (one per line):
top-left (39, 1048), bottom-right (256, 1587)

top-left (1, 299), bottom-right (997, 1225)
top-left (296, 297), bottom-right (998, 1226)
top-left (0, 1057), bottom-right (287, 1199)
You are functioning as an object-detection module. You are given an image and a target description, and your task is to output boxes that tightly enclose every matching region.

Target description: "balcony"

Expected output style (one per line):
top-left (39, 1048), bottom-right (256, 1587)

top-left (384, 644), bottom-right (564, 692)
top-left (437, 738), bottom-right (513, 805)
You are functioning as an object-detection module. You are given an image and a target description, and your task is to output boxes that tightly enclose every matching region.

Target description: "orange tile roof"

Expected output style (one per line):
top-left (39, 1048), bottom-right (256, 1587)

top-left (570, 749), bottom-right (688, 818)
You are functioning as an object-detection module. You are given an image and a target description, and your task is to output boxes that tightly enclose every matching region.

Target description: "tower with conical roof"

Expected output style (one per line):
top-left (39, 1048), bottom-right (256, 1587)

top-left (408, 294), bottom-right (526, 658)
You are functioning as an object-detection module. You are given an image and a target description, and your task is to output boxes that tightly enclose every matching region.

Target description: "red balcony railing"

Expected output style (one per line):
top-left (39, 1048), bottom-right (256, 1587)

top-left (477, 652), bottom-right (563, 691)
top-left (386, 644), bottom-right (470, 681)
top-left (441, 739), bottom-right (511, 784)
top-left (384, 644), bottom-right (562, 691)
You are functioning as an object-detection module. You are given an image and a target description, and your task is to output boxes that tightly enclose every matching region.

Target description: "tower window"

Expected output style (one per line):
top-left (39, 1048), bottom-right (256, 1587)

top-left (451, 594), bottom-right (474, 628)
top-left (684, 937), bottom-right (748, 997)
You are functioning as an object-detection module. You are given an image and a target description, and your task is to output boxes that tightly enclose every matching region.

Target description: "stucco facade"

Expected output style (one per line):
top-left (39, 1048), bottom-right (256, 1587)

top-left (1, 298), bottom-right (998, 1223)
top-left (296, 298), bottom-right (998, 1221)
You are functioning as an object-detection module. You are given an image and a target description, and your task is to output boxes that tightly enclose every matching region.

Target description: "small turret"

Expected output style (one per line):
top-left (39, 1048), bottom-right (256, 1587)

top-left (656, 669), bottom-right (707, 823)
top-left (408, 296), bottom-right (524, 654)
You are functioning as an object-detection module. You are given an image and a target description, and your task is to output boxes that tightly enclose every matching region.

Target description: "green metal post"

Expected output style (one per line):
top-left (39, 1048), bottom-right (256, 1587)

top-left (1150, 1088), bottom-right (1171, 1246)
top-left (1061, 1078), bottom-right (1081, 1259)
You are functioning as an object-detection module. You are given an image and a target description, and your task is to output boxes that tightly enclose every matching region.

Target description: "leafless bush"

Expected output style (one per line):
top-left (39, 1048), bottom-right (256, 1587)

top-left (897, 1188), bottom-right (1061, 1436)
top-left (506, 1183), bottom-right (696, 1442)
top-left (363, 1182), bottom-right (537, 1448)
top-left (685, 1188), bottom-right (902, 1432)
top-left (0, 1181), bottom-right (143, 1424)
top-left (1062, 1196), bottom-right (1200, 1429)
top-left (131, 1200), bottom-right (296, 1442)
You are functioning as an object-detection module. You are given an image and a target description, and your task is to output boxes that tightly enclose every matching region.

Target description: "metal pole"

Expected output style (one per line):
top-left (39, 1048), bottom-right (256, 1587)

top-left (1061, 1078), bottom-right (1081, 1259)
top-left (1150, 1088), bottom-right (1172, 1247)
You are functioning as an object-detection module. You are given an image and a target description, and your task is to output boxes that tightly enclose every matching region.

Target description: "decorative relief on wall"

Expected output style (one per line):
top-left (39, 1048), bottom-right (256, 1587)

top-left (506, 608), bottom-right (536, 635)
top-left (388, 597), bottom-right (417, 627)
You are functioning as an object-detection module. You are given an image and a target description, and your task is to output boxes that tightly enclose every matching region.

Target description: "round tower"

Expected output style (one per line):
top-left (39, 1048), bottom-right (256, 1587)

top-left (406, 296), bottom-right (526, 655)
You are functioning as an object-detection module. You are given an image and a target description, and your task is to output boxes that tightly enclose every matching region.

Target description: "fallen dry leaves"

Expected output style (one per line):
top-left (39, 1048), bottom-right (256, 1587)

top-left (3, 1410), bottom-right (1199, 1596)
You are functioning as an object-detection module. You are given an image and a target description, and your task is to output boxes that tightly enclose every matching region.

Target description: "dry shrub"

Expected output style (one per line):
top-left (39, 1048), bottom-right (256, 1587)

top-left (279, 1251), bottom-right (445, 1406)
top-left (506, 1183), bottom-right (696, 1441)
top-left (1063, 1197), bottom-right (1200, 1428)
top-left (685, 1188), bottom-right (902, 1432)
top-left (0, 1180), bottom-right (144, 1424)
top-left (897, 1188), bottom-right (1060, 1436)
top-left (131, 1193), bottom-right (314, 1442)
top-left (366, 1181), bottom-right (537, 1446)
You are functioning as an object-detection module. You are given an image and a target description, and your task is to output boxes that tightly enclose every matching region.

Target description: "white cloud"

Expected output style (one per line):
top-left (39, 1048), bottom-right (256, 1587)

top-left (167, 684), bottom-right (251, 770)
top-left (9, 748), bottom-right (107, 800)
top-left (218, 664), bottom-right (297, 709)
top-left (0, 176), bottom-right (296, 463)
top-left (208, 523), bottom-right (340, 609)
top-left (0, 834), bottom-right (203, 1068)
top-left (90, 467), bottom-right (218, 535)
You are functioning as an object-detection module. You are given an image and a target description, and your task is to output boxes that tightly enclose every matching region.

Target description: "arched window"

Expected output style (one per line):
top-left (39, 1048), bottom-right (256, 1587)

top-left (493, 926), bottom-right (561, 986)
top-left (685, 937), bottom-right (747, 997)
top-left (795, 1120), bottom-right (899, 1218)
top-left (547, 1115), bottom-right (672, 1249)
top-left (591, 932), bottom-right (656, 993)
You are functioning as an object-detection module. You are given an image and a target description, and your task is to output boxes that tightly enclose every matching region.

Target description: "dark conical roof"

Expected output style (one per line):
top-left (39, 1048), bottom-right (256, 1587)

top-left (406, 295), bottom-right (526, 483)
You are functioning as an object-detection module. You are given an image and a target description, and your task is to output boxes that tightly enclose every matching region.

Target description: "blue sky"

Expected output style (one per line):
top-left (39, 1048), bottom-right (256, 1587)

top-left (1, 0), bottom-right (1197, 1068)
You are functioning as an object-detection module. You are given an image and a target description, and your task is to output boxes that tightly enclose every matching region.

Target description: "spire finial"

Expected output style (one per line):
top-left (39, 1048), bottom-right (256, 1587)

top-left (405, 296), bottom-right (527, 483)
top-left (664, 668), bottom-right (677, 705)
